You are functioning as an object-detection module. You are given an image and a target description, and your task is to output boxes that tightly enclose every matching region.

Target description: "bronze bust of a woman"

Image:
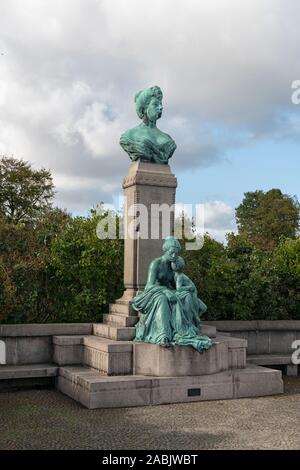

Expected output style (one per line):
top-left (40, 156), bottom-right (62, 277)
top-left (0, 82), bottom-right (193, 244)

top-left (120, 86), bottom-right (176, 164)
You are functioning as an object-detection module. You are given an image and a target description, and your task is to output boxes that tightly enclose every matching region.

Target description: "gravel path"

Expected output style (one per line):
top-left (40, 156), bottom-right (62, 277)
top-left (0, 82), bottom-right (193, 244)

top-left (0, 376), bottom-right (300, 450)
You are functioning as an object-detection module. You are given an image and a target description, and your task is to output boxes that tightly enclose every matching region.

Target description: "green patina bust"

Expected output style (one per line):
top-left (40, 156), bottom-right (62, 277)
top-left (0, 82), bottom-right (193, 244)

top-left (120, 86), bottom-right (177, 164)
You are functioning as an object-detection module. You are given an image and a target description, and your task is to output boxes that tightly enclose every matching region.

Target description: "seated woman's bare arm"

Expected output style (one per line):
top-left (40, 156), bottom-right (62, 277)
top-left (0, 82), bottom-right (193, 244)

top-left (145, 258), bottom-right (160, 288)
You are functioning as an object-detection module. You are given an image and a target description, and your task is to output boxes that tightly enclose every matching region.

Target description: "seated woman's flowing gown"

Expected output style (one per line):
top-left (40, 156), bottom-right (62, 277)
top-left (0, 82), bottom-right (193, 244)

top-left (133, 285), bottom-right (174, 345)
top-left (132, 259), bottom-right (212, 352)
top-left (172, 288), bottom-right (212, 351)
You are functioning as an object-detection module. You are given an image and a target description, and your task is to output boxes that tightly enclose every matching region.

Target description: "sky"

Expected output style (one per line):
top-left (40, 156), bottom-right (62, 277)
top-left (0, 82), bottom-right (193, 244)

top-left (0, 0), bottom-right (299, 242)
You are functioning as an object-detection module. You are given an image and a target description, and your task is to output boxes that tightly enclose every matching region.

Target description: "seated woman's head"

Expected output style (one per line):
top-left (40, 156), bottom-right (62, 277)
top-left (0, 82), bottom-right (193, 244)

top-left (162, 236), bottom-right (181, 262)
top-left (135, 86), bottom-right (163, 124)
top-left (171, 256), bottom-right (185, 273)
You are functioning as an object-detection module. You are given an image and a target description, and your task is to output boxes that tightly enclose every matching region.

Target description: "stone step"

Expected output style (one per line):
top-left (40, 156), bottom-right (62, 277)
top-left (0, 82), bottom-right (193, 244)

top-left (83, 335), bottom-right (133, 352)
top-left (82, 335), bottom-right (133, 375)
top-left (53, 335), bottom-right (88, 365)
top-left (93, 323), bottom-right (136, 341)
top-left (57, 366), bottom-right (152, 409)
top-left (0, 363), bottom-right (58, 380)
top-left (215, 335), bottom-right (247, 348)
top-left (215, 335), bottom-right (247, 369)
top-left (103, 314), bottom-right (138, 327)
top-left (56, 364), bottom-right (283, 409)
top-left (109, 302), bottom-right (134, 315)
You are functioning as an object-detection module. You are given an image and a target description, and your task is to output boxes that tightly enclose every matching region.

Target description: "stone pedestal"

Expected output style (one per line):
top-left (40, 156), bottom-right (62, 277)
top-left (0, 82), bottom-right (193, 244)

top-left (133, 341), bottom-right (228, 377)
top-left (133, 335), bottom-right (247, 377)
top-left (118, 161), bottom-right (177, 310)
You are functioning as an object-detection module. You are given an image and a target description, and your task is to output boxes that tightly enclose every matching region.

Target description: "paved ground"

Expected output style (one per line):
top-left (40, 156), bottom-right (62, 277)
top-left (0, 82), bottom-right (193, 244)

top-left (0, 376), bottom-right (300, 450)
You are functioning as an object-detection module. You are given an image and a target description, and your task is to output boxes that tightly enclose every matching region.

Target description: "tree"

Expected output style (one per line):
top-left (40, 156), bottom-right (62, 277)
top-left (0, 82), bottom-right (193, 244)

top-left (269, 236), bottom-right (300, 319)
top-left (0, 207), bottom-right (71, 323)
top-left (236, 189), bottom-right (300, 250)
top-left (180, 234), bottom-right (226, 319)
top-left (174, 211), bottom-right (195, 241)
top-left (47, 210), bottom-right (124, 322)
top-left (0, 156), bottom-right (55, 223)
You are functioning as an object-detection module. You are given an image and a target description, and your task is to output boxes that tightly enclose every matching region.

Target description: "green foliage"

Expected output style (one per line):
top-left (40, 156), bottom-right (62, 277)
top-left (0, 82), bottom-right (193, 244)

top-left (0, 156), bottom-right (298, 323)
top-left (0, 156), bottom-right (55, 224)
top-left (267, 237), bottom-right (300, 319)
top-left (0, 209), bottom-right (71, 323)
top-left (181, 234), bottom-right (225, 297)
top-left (236, 189), bottom-right (300, 250)
top-left (0, 210), bottom-right (124, 323)
top-left (180, 232), bottom-right (300, 321)
top-left (47, 211), bottom-right (124, 322)
top-left (0, 155), bottom-right (124, 324)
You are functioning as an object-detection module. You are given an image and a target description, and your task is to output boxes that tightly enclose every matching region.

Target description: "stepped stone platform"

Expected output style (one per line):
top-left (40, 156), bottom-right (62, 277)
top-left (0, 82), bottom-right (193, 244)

top-left (51, 291), bottom-right (284, 407)
top-left (53, 334), bottom-right (133, 375)
top-left (50, 304), bottom-right (283, 408)
top-left (57, 364), bottom-right (283, 409)
top-left (93, 323), bottom-right (136, 341)
top-left (0, 303), bottom-right (284, 407)
top-left (83, 336), bottom-right (132, 375)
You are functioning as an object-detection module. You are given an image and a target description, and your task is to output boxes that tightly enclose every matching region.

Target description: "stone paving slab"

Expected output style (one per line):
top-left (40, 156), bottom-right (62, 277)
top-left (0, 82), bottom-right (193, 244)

top-left (0, 377), bottom-right (299, 449)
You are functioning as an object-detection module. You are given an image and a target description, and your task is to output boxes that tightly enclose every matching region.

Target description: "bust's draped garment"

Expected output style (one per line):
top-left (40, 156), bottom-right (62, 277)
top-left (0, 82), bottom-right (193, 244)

top-left (120, 134), bottom-right (176, 164)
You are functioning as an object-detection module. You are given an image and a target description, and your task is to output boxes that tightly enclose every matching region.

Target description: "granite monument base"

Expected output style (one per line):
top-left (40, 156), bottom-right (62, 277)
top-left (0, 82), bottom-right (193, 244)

top-left (57, 364), bottom-right (283, 409)
top-left (54, 329), bottom-right (283, 408)
top-left (133, 336), bottom-right (246, 376)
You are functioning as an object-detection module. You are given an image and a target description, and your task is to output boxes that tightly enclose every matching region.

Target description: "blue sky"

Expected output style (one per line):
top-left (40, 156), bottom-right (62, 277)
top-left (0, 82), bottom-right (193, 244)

top-left (175, 137), bottom-right (300, 240)
top-left (0, 0), bottom-right (299, 241)
top-left (178, 138), bottom-right (300, 207)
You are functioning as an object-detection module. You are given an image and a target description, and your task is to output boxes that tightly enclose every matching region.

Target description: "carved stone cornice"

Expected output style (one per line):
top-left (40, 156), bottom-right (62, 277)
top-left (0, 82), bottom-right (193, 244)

top-left (123, 173), bottom-right (177, 189)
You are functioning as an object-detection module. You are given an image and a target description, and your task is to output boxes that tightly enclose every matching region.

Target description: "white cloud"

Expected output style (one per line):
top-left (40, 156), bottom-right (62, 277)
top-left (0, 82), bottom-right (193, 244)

top-left (0, 0), bottom-right (299, 212)
top-left (75, 102), bottom-right (122, 158)
top-left (202, 201), bottom-right (235, 231)
top-left (175, 200), bottom-right (236, 242)
top-left (203, 200), bottom-right (236, 242)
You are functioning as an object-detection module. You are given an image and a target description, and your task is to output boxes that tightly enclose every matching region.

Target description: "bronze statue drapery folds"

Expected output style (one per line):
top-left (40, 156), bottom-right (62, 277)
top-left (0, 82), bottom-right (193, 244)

top-left (132, 236), bottom-right (213, 352)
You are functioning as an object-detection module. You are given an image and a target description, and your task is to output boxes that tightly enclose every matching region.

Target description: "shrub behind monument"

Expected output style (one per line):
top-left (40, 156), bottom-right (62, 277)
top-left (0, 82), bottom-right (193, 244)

top-left (0, 210), bottom-right (124, 323)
